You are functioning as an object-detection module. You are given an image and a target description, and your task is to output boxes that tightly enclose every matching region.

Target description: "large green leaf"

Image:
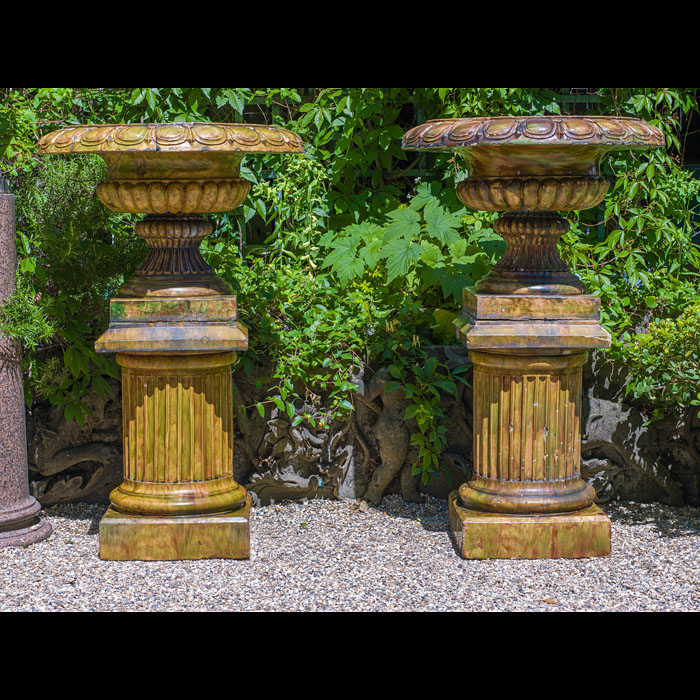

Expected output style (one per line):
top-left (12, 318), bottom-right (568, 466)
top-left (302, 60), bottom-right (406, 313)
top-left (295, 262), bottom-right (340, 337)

top-left (381, 238), bottom-right (423, 284)
top-left (384, 209), bottom-right (422, 243)
top-left (424, 203), bottom-right (462, 247)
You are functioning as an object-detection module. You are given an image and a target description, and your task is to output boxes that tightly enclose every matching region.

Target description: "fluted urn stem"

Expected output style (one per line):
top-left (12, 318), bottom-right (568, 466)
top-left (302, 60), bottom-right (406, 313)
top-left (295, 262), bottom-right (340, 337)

top-left (476, 212), bottom-right (586, 296)
top-left (120, 215), bottom-right (232, 298)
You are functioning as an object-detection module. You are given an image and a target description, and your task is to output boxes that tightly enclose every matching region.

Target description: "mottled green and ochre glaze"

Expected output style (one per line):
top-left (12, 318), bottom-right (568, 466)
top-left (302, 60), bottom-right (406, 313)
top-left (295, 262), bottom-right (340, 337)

top-left (449, 493), bottom-right (611, 561)
top-left (464, 352), bottom-right (594, 516)
top-left (110, 353), bottom-right (246, 518)
top-left (100, 496), bottom-right (252, 562)
top-left (37, 122), bottom-right (303, 561)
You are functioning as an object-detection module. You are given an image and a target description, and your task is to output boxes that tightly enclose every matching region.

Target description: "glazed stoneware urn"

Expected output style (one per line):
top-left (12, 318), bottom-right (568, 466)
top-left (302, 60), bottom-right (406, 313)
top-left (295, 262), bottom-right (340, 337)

top-left (38, 123), bottom-right (303, 561)
top-left (0, 177), bottom-right (53, 549)
top-left (403, 116), bottom-right (665, 560)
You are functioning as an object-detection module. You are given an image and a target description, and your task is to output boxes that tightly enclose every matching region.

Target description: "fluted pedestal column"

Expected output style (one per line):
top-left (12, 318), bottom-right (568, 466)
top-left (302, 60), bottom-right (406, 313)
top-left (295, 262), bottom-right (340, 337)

top-left (37, 122), bottom-right (304, 561)
top-left (403, 116), bottom-right (666, 560)
top-left (450, 350), bottom-right (611, 560)
top-left (100, 352), bottom-right (251, 561)
top-left (0, 179), bottom-right (53, 549)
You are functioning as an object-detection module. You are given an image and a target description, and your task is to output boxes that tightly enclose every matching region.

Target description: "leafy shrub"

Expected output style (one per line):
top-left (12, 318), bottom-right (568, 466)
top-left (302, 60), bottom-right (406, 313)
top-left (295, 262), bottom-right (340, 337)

top-left (625, 302), bottom-right (700, 420)
top-left (5, 155), bottom-right (144, 420)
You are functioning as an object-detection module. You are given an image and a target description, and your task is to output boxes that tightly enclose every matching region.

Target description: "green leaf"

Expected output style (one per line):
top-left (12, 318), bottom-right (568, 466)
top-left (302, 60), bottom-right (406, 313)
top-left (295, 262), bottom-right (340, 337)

top-left (419, 242), bottom-right (445, 267)
top-left (384, 209), bottom-right (421, 243)
top-left (409, 182), bottom-right (443, 211)
top-left (424, 356), bottom-right (439, 379)
top-left (381, 238), bottom-right (422, 284)
top-left (424, 203), bottom-right (462, 247)
top-left (432, 310), bottom-right (459, 344)
top-left (359, 239), bottom-right (384, 270)
top-left (405, 404), bottom-right (420, 421)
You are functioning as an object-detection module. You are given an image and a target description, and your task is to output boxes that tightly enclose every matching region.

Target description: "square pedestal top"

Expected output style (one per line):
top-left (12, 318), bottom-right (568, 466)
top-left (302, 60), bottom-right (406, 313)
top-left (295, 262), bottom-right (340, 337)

top-left (455, 288), bottom-right (612, 352)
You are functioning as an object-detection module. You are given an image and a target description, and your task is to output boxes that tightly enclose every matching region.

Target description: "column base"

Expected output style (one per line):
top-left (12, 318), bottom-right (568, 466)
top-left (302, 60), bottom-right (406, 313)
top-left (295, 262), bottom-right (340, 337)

top-left (100, 495), bottom-right (252, 562)
top-left (449, 492), bottom-right (611, 560)
top-left (0, 517), bottom-right (53, 550)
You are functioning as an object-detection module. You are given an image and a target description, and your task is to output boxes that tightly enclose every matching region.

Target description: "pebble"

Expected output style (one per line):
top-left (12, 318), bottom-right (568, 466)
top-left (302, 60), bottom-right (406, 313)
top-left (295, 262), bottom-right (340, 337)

top-left (0, 498), bottom-right (698, 612)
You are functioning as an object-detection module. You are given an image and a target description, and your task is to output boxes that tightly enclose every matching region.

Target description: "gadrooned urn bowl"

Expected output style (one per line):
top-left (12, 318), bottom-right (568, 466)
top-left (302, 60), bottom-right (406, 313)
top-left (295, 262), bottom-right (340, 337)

top-left (403, 116), bottom-right (666, 295)
top-left (37, 122), bottom-right (305, 215)
top-left (37, 123), bottom-right (305, 298)
top-left (403, 116), bottom-right (666, 213)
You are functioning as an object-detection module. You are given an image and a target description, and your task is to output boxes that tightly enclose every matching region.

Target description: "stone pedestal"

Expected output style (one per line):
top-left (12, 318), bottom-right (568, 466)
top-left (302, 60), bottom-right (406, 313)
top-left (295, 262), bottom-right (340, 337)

top-left (38, 123), bottom-right (303, 561)
top-left (403, 116), bottom-right (665, 560)
top-left (452, 285), bottom-right (614, 560)
top-left (0, 179), bottom-right (53, 549)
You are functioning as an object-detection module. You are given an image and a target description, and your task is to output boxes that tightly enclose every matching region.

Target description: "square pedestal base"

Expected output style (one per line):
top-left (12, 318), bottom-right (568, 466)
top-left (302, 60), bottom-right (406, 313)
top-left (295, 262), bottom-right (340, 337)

top-left (100, 496), bottom-right (252, 562)
top-left (449, 492), bottom-right (611, 560)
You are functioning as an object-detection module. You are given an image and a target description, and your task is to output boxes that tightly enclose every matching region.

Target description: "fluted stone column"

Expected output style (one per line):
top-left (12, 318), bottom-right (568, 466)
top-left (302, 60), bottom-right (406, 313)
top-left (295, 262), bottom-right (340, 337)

top-left (0, 177), bottom-right (53, 549)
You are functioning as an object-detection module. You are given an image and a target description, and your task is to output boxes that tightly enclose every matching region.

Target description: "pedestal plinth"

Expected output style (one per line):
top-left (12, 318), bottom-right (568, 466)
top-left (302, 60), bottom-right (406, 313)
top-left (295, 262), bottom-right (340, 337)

top-left (0, 181), bottom-right (53, 550)
top-left (38, 123), bottom-right (303, 561)
top-left (449, 494), bottom-right (611, 560)
top-left (451, 289), bottom-right (614, 560)
top-left (403, 116), bottom-right (665, 560)
top-left (100, 497), bottom-right (252, 562)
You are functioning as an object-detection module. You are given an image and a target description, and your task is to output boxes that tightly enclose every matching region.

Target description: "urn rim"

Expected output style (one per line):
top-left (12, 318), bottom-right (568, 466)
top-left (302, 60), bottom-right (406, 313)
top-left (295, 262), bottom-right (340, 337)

top-left (402, 115), bottom-right (666, 152)
top-left (37, 122), bottom-right (305, 156)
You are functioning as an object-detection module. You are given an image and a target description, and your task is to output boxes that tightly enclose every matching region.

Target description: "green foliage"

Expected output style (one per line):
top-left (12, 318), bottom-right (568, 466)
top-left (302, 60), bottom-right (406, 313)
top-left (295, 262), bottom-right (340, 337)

top-left (385, 349), bottom-right (471, 486)
top-left (0, 275), bottom-right (55, 351)
top-left (233, 261), bottom-right (383, 430)
top-left (321, 181), bottom-right (502, 301)
top-left (205, 246), bottom-right (434, 433)
top-left (11, 155), bottom-right (144, 421)
top-left (624, 302), bottom-right (700, 420)
top-left (565, 89), bottom-right (700, 347)
top-left (246, 154), bottom-right (330, 271)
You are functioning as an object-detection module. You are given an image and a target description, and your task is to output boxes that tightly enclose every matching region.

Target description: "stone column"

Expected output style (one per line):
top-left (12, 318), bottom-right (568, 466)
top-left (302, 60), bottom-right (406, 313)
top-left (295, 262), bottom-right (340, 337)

top-left (0, 177), bottom-right (53, 549)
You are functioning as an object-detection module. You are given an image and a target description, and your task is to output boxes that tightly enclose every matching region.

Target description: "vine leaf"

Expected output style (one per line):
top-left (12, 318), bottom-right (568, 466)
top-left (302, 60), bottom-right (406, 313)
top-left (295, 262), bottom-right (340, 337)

top-left (384, 209), bottom-right (421, 243)
top-left (382, 238), bottom-right (423, 284)
top-left (424, 203), bottom-right (462, 247)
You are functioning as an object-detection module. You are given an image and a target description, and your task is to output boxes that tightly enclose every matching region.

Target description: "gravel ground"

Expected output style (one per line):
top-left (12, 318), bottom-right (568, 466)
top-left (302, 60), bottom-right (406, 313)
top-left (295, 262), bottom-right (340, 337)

top-left (0, 497), bottom-right (698, 612)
